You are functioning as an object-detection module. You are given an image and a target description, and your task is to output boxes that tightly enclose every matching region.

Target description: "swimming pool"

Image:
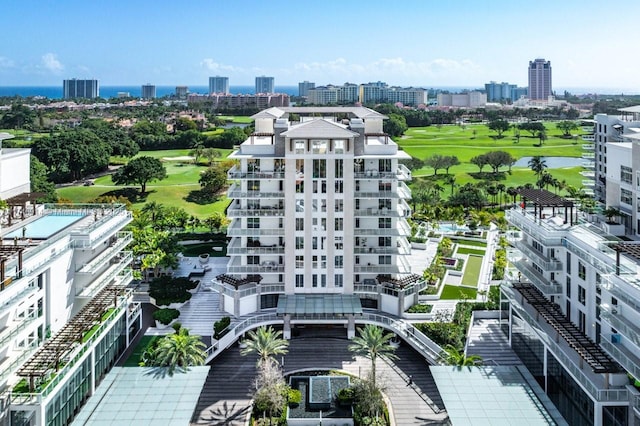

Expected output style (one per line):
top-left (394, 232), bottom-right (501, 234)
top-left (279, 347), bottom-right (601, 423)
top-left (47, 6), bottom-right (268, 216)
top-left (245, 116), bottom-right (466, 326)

top-left (4, 214), bottom-right (86, 239)
top-left (437, 223), bottom-right (469, 233)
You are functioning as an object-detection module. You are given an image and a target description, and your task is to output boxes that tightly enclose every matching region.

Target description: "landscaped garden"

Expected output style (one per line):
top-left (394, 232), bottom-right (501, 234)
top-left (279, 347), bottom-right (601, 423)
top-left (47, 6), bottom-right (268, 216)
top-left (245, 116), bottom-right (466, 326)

top-left (461, 255), bottom-right (483, 287)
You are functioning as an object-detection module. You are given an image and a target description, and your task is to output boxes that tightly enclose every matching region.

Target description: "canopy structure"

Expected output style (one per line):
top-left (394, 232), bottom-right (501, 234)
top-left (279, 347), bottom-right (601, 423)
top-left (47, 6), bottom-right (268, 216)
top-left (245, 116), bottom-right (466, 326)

top-left (516, 188), bottom-right (576, 225)
top-left (276, 294), bottom-right (363, 316)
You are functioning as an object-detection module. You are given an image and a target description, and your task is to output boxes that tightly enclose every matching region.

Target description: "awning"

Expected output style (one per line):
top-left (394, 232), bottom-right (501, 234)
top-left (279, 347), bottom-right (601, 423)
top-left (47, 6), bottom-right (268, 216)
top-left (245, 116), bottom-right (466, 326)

top-left (276, 294), bottom-right (363, 315)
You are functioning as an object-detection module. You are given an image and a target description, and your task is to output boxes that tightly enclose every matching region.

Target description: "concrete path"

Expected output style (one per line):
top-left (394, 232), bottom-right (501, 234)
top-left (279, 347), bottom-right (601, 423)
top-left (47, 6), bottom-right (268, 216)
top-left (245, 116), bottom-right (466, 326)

top-left (190, 334), bottom-right (449, 426)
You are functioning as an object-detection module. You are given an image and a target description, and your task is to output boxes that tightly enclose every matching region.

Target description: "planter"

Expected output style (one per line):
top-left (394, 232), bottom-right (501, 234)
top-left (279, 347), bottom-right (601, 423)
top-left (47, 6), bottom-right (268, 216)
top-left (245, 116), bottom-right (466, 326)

top-left (155, 319), bottom-right (173, 329)
top-left (411, 242), bottom-right (427, 250)
top-left (168, 302), bottom-right (185, 309)
top-left (199, 253), bottom-right (210, 264)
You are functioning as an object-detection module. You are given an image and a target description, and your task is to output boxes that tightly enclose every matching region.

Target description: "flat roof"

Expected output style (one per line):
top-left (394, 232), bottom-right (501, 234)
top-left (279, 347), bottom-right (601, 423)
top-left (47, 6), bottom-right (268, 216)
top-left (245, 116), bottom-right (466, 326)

top-left (618, 105), bottom-right (640, 114)
top-left (71, 366), bottom-right (210, 426)
top-left (430, 366), bottom-right (568, 425)
top-left (277, 294), bottom-right (363, 315)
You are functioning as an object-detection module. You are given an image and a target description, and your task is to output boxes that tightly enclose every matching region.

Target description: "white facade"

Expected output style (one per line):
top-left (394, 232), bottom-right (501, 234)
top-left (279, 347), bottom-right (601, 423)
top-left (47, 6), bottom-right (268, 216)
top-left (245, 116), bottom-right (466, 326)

top-left (437, 92), bottom-right (486, 108)
top-left (218, 106), bottom-right (421, 323)
top-left (505, 200), bottom-right (640, 425)
top-left (0, 148), bottom-right (30, 200)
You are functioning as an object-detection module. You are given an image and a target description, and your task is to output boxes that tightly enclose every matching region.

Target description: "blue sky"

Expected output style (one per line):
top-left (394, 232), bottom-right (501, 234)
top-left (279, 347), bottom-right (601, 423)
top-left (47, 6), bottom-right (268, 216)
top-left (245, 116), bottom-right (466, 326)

top-left (2, 0), bottom-right (640, 91)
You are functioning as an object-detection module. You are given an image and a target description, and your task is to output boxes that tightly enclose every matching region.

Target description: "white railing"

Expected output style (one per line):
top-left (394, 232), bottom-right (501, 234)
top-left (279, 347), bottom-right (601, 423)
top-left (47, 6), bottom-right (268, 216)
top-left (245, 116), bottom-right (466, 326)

top-left (77, 232), bottom-right (132, 274)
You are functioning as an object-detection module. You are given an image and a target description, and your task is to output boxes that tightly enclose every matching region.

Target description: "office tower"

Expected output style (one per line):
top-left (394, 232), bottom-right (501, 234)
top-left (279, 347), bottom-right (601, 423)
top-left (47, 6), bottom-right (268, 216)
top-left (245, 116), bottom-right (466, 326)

top-left (528, 58), bottom-right (552, 101)
top-left (63, 79), bottom-right (99, 99)
top-left (209, 76), bottom-right (230, 94)
top-left (255, 76), bottom-right (275, 94)
top-left (298, 81), bottom-right (315, 97)
top-left (218, 106), bottom-right (418, 338)
top-left (175, 86), bottom-right (189, 98)
top-left (141, 84), bottom-right (156, 99)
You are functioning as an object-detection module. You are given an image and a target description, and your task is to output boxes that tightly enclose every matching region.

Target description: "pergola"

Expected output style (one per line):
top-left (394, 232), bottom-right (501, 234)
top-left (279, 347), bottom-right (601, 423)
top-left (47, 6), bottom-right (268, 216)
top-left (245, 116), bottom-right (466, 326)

top-left (613, 242), bottom-right (640, 275)
top-left (512, 282), bottom-right (622, 374)
top-left (516, 188), bottom-right (576, 226)
top-left (376, 274), bottom-right (422, 289)
top-left (17, 283), bottom-right (128, 391)
top-left (215, 273), bottom-right (263, 289)
top-left (0, 245), bottom-right (24, 290)
top-left (3, 192), bottom-right (45, 225)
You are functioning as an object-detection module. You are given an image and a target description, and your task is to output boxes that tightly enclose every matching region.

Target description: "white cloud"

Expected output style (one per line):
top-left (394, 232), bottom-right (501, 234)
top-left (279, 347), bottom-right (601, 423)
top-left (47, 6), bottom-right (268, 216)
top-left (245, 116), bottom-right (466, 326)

top-left (41, 53), bottom-right (64, 73)
top-left (200, 58), bottom-right (238, 72)
top-left (0, 56), bottom-right (15, 69)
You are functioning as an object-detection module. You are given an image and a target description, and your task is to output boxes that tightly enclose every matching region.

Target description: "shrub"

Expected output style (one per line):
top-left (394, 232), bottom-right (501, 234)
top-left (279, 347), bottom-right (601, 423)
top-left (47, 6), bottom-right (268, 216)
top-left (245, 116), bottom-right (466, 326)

top-left (337, 387), bottom-right (355, 406)
top-left (288, 388), bottom-right (302, 406)
top-left (213, 316), bottom-right (231, 339)
top-left (149, 276), bottom-right (197, 306)
top-left (153, 308), bottom-right (180, 325)
top-left (407, 304), bottom-right (433, 314)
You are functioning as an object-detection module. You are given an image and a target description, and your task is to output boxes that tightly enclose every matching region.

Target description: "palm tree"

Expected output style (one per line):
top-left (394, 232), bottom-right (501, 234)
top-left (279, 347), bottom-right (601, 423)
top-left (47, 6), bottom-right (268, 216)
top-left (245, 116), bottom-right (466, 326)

top-left (152, 326), bottom-right (207, 374)
top-left (141, 201), bottom-right (165, 223)
top-left (240, 326), bottom-right (289, 366)
top-left (439, 344), bottom-right (482, 367)
top-left (444, 174), bottom-right (456, 196)
top-left (528, 156), bottom-right (547, 181)
top-left (348, 325), bottom-right (398, 387)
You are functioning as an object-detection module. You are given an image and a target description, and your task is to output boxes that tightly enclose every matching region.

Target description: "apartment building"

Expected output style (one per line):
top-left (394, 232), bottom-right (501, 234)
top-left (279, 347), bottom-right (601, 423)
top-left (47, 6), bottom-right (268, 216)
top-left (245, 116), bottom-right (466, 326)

top-left (593, 107), bottom-right (640, 234)
top-left (62, 79), bottom-right (99, 100)
top-left (140, 84), bottom-right (156, 100)
top-left (504, 188), bottom-right (640, 425)
top-left (208, 76), bottom-right (230, 94)
top-left (528, 58), bottom-right (552, 101)
top-left (255, 76), bottom-right (275, 94)
top-left (216, 106), bottom-right (419, 338)
top-left (0, 150), bottom-right (139, 425)
top-left (298, 81), bottom-right (315, 97)
top-left (436, 92), bottom-right (487, 108)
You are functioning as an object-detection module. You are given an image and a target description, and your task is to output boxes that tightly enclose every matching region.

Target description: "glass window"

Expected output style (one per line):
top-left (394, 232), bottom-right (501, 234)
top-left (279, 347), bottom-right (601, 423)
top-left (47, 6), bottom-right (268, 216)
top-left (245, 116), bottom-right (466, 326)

top-left (621, 166), bottom-right (633, 184)
top-left (247, 255), bottom-right (260, 265)
top-left (335, 218), bottom-right (343, 231)
top-left (312, 140), bottom-right (328, 154)
top-left (378, 255), bottom-right (392, 265)
top-left (295, 140), bottom-right (305, 154)
top-left (295, 255), bottom-right (304, 268)
top-left (296, 218), bottom-right (304, 231)
top-left (621, 188), bottom-right (633, 205)
top-left (578, 286), bottom-right (586, 305)
top-left (334, 140), bottom-right (345, 154)
top-left (312, 274), bottom-right (318, 287)
top-left (248, 218), bottom-right (260, 229)
top-left (335, 274), bottom-right (343, 287)
top-left (335, 256), bottom-right (343, 268)
top-left (578, 261), bottom-right (586, 280)
top-left (335, 200), bottom-right (343, 212)
top-left (248, 180), bottom-right (260, 191)
top-left (313, 159), bottom-right (326, 178)
top-left (295, 237), bottom-right (304, 249)
top-left (295, 274), bottom-right (304, 287)
top-left (321, 274), bottom-right (326, 287)
top-left (378, 218), bottom-right (391, 229)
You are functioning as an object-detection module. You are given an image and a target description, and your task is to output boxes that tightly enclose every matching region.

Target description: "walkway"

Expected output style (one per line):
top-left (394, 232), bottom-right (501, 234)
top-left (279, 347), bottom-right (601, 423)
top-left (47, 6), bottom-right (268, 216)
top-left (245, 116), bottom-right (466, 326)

top-left (465, 318), bottom-right (522, 366)
top-left (191, 335), bottom-right (449, 426)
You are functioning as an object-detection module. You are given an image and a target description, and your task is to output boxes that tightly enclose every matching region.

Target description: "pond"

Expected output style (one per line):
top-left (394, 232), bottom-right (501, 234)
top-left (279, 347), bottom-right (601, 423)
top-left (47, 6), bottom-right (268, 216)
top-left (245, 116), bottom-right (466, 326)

top-left (513, 156), bottom-right (583, 168)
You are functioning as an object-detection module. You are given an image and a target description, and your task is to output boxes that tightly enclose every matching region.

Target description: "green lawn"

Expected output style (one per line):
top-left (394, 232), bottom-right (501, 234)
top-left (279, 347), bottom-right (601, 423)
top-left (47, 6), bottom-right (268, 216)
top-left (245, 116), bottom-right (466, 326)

top-left (180, 242), bottom-right (228, 257)
top-left (456, 247), bottom-right (486, 256)
top-left (216, 115), bottom-right (253, 124)
top-left (57, 149), bottom-right (232, 217)
top-left (398, 122), bottom-right (586, 190)
top-left (451, 238), bottom-right (487, 247)
top-left (440, 285), bottom-right (478, 300)
top-left (461, 255), bottom-right (483, 287)
top-left (123, 336), bottom-right (161, 367)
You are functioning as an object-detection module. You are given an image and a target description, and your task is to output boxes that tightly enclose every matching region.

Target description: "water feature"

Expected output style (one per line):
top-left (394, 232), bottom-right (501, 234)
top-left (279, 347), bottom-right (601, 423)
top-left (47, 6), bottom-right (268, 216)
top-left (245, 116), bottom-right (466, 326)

top-left (513, 156), bottom-right (583, 168)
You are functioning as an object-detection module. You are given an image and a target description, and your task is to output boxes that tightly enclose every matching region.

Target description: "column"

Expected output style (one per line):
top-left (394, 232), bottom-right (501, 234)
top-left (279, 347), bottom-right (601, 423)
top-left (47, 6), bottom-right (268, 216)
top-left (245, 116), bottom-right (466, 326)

top-left (283, 315), bottom-right (291, 339)
top-left (347, 315), bottom-right (355, 339)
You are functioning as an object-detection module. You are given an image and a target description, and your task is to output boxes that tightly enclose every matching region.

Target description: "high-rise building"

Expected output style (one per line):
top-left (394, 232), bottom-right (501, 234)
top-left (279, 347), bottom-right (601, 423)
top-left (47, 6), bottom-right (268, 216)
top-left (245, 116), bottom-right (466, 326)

top-left (141, 84), bottom-right (156, 99)
top-left (528, 58), bottom-right (552, 101)
top-left (255, 76), bottom-right (275, 94)
top-left (175, 86), bottom-right (189, 98)
top-left (63, 79), bottom-right (99, 99)
top-left (298, 81), bottom-right (315, 97)
top-left (209, 76), bottom-right (230, 94)
top-left (484, 81), bottom-right (519, 102)
top-left (218, 106), bottom-right (419, 338)
top-left (0, 150), bottom-right (139, 425)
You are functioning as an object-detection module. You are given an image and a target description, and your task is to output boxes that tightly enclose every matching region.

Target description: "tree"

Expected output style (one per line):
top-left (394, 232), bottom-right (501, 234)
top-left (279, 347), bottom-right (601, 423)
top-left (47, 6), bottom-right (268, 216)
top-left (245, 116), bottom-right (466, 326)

top-left (528, 156), bottom-right (547, 181)
top-left (439, 344), bottom-right (482, 367)
top-left (538, 130), bottom-right (547, 145)
top-left (603, 207), bottom-right (621, 224)
top-left (204, 212), bottom-right (228, 232)
top-left (112, 156), bottom-right (167, 193)
top-left (189, 142), bottom-right (205, 165)
top-left (518, 121), bottom-right (545, 136)
top-left (424, 154), bottom-right (448, 176)
top-left (487, 119), bottom-right (510, 138)
top-left (174, 117), bottom-right (197, 132)
top-left (148, 326), bottom-right (207, 374)
top-left (557, 120), bottom-right (579, 137)
top-left (484, 151), bottom-right (515, 174)
top-left (240, 326), bottom-right (289, 366)
top-left (30, 156), bottom-right (57, 202)
top-left (217, 126), bottom-right (247, 148)
top-left (470, 154), bottom-right (489, 173)
top-left (203, 147), bottom-right (221, 166)
top-left (400, 156), bottom-right (425, 171)
top-left (383, 113), bottom-right (408, 137)
top-left (442, 155), bottom-right (460, 175)
top-left (199, 163), bottom-right (228, 195)
top-left (444, 174), bottom-right (456, 196)
top-left (348, 325), bottom-right (398, 388)
top-left (252, 358), bottom-right (288, 425)
top-left (0, 104), bottom-right (35, 129)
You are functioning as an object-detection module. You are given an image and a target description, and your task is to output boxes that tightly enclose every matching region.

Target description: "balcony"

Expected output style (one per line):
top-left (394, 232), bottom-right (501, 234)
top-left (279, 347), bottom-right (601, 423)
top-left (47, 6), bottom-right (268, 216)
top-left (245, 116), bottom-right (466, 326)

top-left (511, 259), bottom-right (563, 295)
top-left (600, 304), bottom-right (640, 348)
top-left (580, 170), bottom-right (595, 178)
top-left (77, 232), bottom-right (132, 274)
top-left (0, 311), bottom-right (40, 349)
top-left (227, 223), bottom-right (284, 236)
top-left (227, 165), bottom-right (285, 180)
top-left (227, 206), bottom-right (284, 217)
top-left (354, 243), bottom-right (410, 255)
top-left (227, 184), bottom-right (284, 199)
top-left (582, 134), bottom-right (595, 141)
top-left (227, 260), bottom-right (284, 274)
top-left (354, 223), bottom-right (411, 237)
top-left (226, 240), bottom-right (285, 255)
top-left (505, 209), bottom-right (565, 246)
top-left (511, 239), bottom-right (562, 271)
top-left (582, 161), bottom-right (595, 169)
top-left (581, 152), bottom-right (595, 159)
top-left (601, 339), bottom-right (640, 385)
top-left (582, 143), bottom-right (595, 150)
top-left (354, 264), bottom-right (407, 274)
top-left (77, 252), bottom-right (133, 298)
top-left (582, 179), bottom-right (595, 188)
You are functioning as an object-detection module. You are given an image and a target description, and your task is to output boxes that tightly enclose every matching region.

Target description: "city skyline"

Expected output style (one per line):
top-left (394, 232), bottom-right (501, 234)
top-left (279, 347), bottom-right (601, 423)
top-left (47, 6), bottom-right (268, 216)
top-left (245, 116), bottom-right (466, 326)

top-left (1, 0), bottom-right (640, 91)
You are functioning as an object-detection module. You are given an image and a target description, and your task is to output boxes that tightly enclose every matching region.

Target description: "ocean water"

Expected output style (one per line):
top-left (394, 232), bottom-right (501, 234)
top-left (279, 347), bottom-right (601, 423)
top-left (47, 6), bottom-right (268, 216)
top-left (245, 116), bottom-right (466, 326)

top-left (0, 85), bottom-right (299, 99)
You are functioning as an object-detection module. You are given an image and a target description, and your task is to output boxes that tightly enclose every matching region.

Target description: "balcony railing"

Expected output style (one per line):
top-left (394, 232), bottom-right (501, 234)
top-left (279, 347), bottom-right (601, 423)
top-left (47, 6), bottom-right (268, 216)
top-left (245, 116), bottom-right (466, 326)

top-left (511, 259), bottom-right (563, 295)
top-left (600, 304), bottom-right (640, 348)
top-left (582, 135), bottom-right (595, 141)
top-left (227, 225), bottom-right (285, 236)
top-left (0, 311), bottom-right (40, 349)
top-left (226, 244), bottom-right (285, 255)
top-left (505, 209), bottom-right (565, 245)
top-left (77, 232), bottom-right (132, 274)
top-left (582, 179), bottom-right (595, 188)
top-left (354, 264), bottom-right (408, 274)
top-left (227, 207), bottom-right (284, 217)
top-left (580, 170), bottom-right (595, 178)
top-left (601, 340), bottom-right (640, 389)
top-left (582, 143), bottom-right (595, 150)
top-left (227, 184), bottom-right (284, 199)
top-left (582, 152), bottom-right (595, 159)
top-left (227, 264), bottom-right (284, 273)
top-left (77, 253), bottom-right (132, 299)
top-left (511, 240), bottom-right (562, 271)
top-left (227, 166), bottom-right (285, 180)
